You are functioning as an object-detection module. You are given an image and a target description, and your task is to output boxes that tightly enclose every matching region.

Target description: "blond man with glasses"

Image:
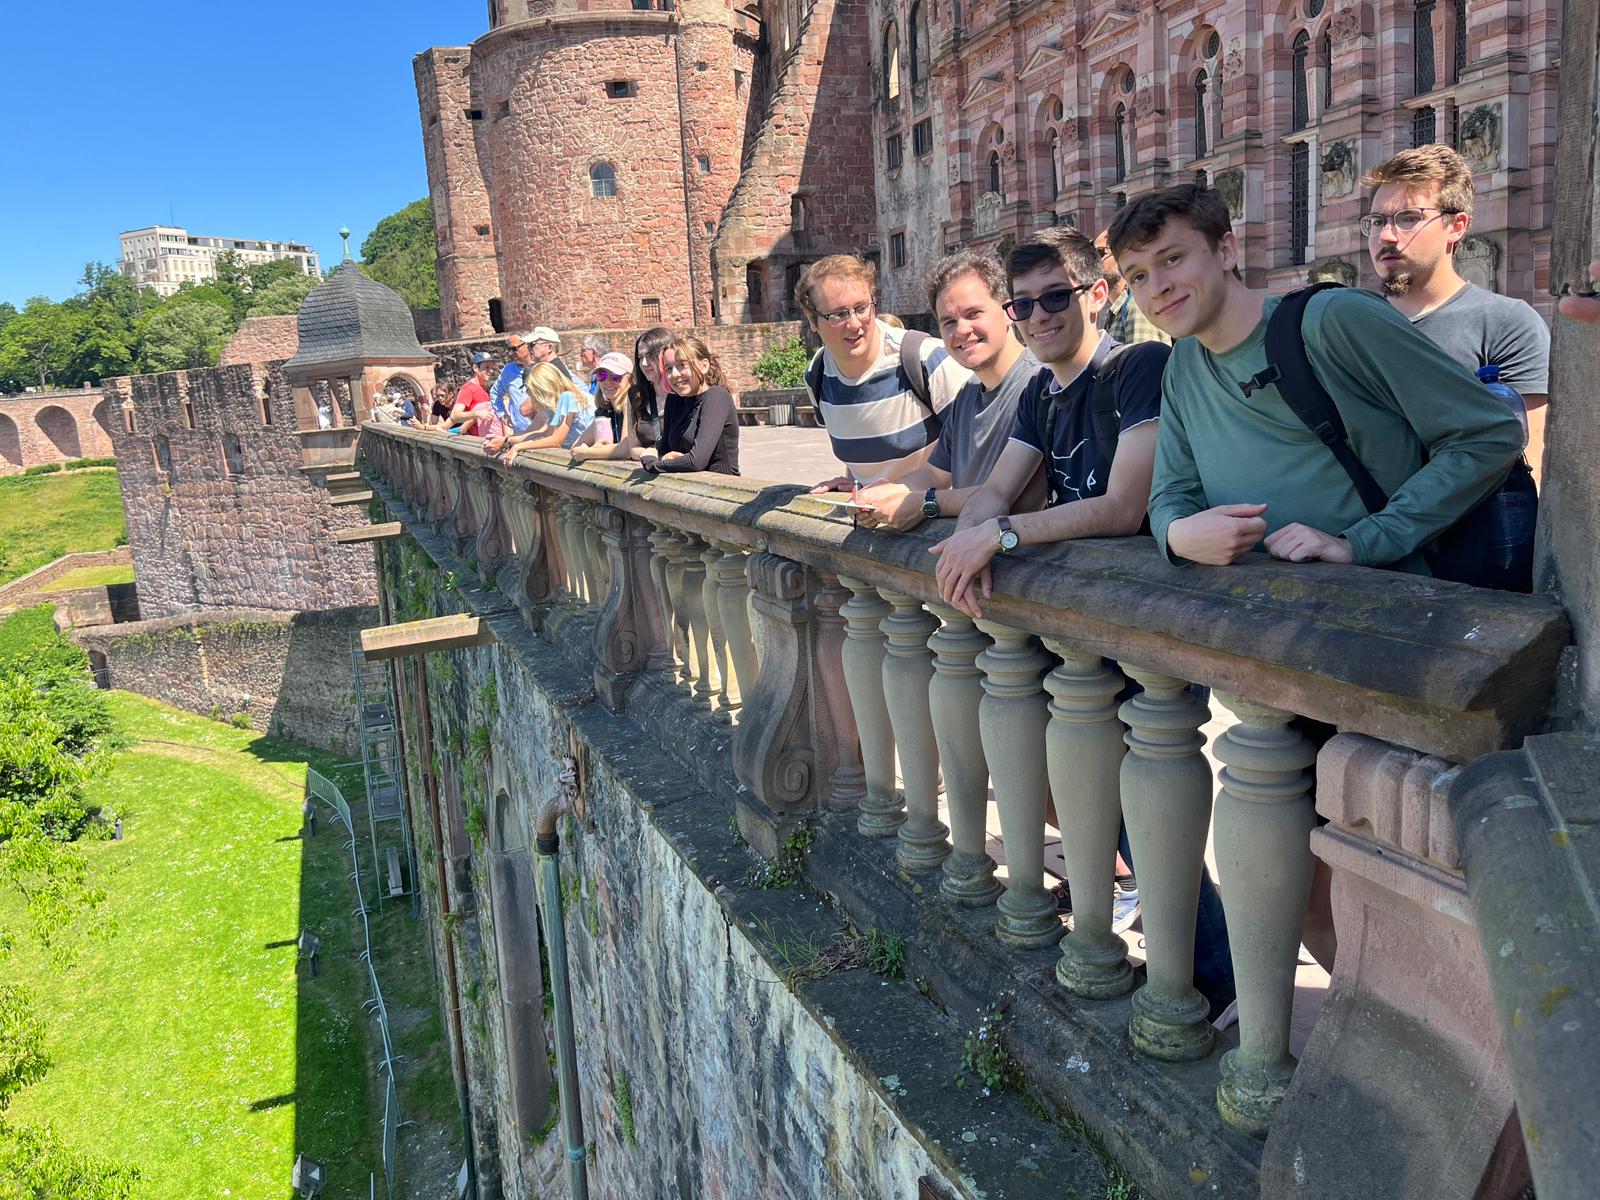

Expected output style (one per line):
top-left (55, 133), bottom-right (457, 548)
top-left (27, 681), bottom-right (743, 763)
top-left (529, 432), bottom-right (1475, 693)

top-left (797, 254), bottom-right (972, 493)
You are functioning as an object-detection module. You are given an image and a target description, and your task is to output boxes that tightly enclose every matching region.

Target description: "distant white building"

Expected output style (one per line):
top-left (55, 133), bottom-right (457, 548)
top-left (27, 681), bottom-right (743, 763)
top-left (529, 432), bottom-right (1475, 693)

top-left (118, 225), bottom-right (320, 297)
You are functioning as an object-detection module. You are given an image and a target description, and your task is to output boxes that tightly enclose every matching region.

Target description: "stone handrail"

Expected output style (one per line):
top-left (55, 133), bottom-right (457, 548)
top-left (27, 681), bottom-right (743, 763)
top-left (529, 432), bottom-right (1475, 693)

top-left (360, 421), bottom-right (1568, 1184)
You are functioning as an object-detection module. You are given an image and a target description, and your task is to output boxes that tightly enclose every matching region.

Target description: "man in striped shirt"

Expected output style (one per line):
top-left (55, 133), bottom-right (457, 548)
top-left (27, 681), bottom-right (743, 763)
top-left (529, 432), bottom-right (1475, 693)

top-left (799, 254), bottom-right (971, 493)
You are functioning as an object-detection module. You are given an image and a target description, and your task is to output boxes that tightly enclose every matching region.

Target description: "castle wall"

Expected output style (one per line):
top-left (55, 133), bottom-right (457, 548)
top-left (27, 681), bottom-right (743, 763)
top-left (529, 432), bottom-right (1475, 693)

top-left (0, 389), bottom-right (116, 473)
top-left (73, 606), bottom-right (372, 754)
top-left (103, 364), bottom-right (378, 618)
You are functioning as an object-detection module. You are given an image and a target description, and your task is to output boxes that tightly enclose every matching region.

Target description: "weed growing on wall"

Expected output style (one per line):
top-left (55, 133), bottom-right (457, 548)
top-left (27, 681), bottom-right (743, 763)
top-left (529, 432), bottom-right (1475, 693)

top-left (747, 822), bottom-right (813, 890)
top-left (863, 925), bottom-right (907, 980)
top-left (613, 1070), bottom-right (636, 1146)
top-left (750, 337), bottom-right (810, 389)
top-left (959, 1000), bottom-right (1024, 1098)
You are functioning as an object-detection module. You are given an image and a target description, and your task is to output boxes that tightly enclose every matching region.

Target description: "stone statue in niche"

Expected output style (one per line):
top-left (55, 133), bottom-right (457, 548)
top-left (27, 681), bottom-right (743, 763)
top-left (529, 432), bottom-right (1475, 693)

top-left (1460, 104), bottom-right (1502, 167)
top-left (1456, 234), bottom-right (1499, 292)
top-left (1309, 256), bottom-right (1358, 286)
top-left (1321, 140), bottom-right (1357, 199)
top-left (1215, 169), bottom-right (1245, 221)
top-left (1225, 48), bottom-right (1244, 81)
top-left (974, 190), bottom-right (1003, 235)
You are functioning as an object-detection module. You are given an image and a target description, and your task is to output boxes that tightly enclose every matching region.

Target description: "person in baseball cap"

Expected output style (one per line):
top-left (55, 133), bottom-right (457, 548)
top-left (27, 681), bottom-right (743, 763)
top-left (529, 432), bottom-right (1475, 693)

top-left (528, 325), bottom-right (579, 386)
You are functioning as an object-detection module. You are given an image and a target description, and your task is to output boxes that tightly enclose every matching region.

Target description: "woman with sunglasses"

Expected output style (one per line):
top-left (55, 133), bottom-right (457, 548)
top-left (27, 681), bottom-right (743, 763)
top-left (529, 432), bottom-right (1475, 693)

top-left (568, 328), bottom-right (674, 463)
top-left (638, 333), bottom-right (739, 475)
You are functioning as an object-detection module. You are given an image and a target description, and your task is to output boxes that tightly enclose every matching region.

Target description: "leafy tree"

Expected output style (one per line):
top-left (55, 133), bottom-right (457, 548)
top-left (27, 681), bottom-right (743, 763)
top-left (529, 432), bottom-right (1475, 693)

top-left (0, 298), bottom-right (75, 390)
top-left (751, 337), bottom-right (811, 388)
top-left (246, 271), bottom-right (320, 317)
top-left (76, 264), bottom-right (161, 328)
top-left (137, 300), bottom-right (233, 371)
top-left (0, 1120), bottom-right (139, 1198)
top-left (361, 198), bottom-right (440, 309)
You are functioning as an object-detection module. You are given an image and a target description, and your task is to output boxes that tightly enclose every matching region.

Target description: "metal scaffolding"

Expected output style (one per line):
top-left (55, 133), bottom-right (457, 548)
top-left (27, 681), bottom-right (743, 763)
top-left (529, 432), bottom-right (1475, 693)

top-left (351, 637), bottom-right (416, 912)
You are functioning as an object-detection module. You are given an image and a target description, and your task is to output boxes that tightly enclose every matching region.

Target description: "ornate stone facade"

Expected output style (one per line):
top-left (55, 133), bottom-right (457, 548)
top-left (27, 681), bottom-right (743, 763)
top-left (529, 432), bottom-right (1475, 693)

top-left (420, 0), bottom-right (1563, 331)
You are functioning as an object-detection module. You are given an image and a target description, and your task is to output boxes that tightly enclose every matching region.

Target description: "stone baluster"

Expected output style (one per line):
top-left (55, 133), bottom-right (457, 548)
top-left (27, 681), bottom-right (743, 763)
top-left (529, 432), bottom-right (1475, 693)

top-left (1119, 666), bottom-right (1215, 1062)
top-left (451, 459), bottom-right (478, 554)
top-left (811, 573), bottom-right (866, 812)
top-left (836, 576), bottom-right (900, 837)
top-left (1043, 641), bottom-right (1133, 998)
top-left (558, 495), bottom-right (586, 602)
top-left (645, 523), bottom-right (679, 677)
top-left (427, 454), bottom-right (453, 528)
top-left (732, 553), bottom-right (818, 817)
top-left (676, 534), bottom-right (715, 710)
top-left (472, 467), bottom-right (510, 584)
top-left (1211, 693), bottom-right (1316, 1137)
top-left (928, 604), bottom-right (1000, 906)
top-left (661, 529), bottom-right (692, 689)
top-left (500, 482), bottom-right (552, 630)
top-left (711, 542), bottom-right (759, 712)
top-left (879, 591), bottom-right (950, 872)
top-left (584, 505), bottom-right (607, 607)
top-left (700, 542), bottom-right (733, 722)
top-left (975, 622), bottom-right (1060, 948)
top-left (591, 506), bottom-right (664, 710)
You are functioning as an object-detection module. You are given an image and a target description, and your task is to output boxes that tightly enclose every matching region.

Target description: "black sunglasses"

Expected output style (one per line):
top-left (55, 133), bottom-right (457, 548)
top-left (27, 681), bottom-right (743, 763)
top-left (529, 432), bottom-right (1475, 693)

top-left (1003, 282), bottom-right (1094, 321)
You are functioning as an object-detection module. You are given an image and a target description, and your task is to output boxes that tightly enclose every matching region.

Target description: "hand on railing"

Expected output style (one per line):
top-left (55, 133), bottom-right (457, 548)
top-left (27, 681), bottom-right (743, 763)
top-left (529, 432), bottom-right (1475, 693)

top-left (1164, 504), bottom-right (1269, 565)
top-left (929, 520), bottom-right (999, 619)
top-left (808, 474), bottom-right (855, 495)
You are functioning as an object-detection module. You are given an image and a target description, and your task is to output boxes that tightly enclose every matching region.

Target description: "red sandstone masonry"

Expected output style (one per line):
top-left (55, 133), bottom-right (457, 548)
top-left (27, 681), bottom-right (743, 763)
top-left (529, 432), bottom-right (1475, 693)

top-left (220, 316), bottom-right (300, 366)
top-left (0, 390), bottom-right (117, 472)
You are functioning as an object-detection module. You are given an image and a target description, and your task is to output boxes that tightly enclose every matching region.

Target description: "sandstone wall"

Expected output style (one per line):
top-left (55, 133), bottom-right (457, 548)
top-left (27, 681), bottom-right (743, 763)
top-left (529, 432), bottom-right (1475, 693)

top-left (73, 606), bottom-right (372, 753)
top-left (426, 320), bottom-right (804, 396)
top-left (0, 390), bottom-right (117, 473)
top-left (219, 315), bottom-right (299, 366)
top-left (103, 364), bottom-right (379, 618)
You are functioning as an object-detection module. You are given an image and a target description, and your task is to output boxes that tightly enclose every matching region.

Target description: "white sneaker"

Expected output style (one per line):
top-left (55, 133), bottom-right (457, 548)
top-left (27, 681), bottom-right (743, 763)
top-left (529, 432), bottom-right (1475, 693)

top-left (1212, 998), bottom-right (1240, 1031)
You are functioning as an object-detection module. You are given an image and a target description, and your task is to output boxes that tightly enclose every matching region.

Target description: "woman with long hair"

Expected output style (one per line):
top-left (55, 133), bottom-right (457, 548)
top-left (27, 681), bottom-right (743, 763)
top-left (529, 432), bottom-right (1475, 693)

top-left (483, 362), bottom-right (595, 463)
top-left (570, 326), bottom-right (673, 463)
top-left (640, 333), bottom-right (740, 476)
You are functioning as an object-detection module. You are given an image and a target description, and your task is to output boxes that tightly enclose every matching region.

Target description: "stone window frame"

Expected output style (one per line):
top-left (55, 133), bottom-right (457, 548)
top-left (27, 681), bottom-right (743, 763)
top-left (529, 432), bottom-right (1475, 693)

top-left (882, 21), bottom-right (902, 103)
top-left (590, 162), bottom-right (619, 199)
top-left (220, 433), bottom-right (245, 477)
top-left (912, 117), bottom-right (934, 158)
top-left (908, 1), bottom-right (929, 86)
top-left (889, 229), bottom-right (908, 270)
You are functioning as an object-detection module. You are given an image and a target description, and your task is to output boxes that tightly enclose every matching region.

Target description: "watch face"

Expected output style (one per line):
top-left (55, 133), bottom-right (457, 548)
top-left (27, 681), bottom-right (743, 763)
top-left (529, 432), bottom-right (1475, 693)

top-left (922, 499), bottom-right (941, 517)
top-left (999, 530), bottom-right (1020, 552)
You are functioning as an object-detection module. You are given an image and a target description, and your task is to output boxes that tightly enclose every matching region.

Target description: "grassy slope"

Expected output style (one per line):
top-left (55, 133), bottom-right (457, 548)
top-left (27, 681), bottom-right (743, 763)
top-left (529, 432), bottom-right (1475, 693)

top-left (1, 693), bottom-right (382, 1198)
top-left (43, 563), bottom-right (136, 591)
top-left (0, 470), bottom-right (127, 587)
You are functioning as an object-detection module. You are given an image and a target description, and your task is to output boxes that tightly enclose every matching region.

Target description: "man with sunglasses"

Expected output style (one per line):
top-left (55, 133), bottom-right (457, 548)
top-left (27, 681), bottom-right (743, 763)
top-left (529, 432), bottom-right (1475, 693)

top-left (796, 254), bottom-right (971, 493)
top-left (929, 228), bottom-right (1170, 620)
top-left (1363, 146), bottom-right (1549, 474)
top-left (489, 334), bottom-right (540, 435)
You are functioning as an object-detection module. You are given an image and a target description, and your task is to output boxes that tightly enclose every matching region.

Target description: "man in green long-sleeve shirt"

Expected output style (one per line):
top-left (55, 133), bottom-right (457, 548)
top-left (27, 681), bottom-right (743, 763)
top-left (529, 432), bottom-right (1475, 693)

top-left (1107, 184), bottom-right (1523, 574)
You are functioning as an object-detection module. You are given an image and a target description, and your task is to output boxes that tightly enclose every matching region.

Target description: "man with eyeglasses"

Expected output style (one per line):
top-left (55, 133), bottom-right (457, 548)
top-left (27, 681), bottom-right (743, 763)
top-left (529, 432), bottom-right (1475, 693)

top-left (796, 254), bottom-right (972, 494)
top-left (929, 228), bottom-right (1170, 620)
top-left (1363, 146), bottom-right (1549, 474)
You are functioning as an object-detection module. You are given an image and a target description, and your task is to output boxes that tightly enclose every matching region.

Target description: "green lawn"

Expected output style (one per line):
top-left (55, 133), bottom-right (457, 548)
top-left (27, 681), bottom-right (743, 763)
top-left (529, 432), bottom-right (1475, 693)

top-left (0, 470), bottom-right (127, 587)
top-left (0, 691), bottom-right (435, 1198)
top-left (43, 564), bottom-right (135, 591)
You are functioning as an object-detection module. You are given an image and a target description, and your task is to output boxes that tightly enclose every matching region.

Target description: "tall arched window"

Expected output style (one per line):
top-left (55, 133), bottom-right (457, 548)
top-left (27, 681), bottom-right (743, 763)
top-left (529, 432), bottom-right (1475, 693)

top-left (1452, 0), bottom-right (1468, 81)
top-left (1194, 70), bottom-right (1209, 157)
top-left (1320, 29), bottom-right (1333, 110)
top-left (883, 23), bottom-right (901, 101)
top-left (590, 162), bottom-right (617, 197)
top-left (988, 150), bottom-right (1002, 197)
top-left (1211, 66), bottom-right (1224, 148)
top-left (1414, 0), bottom-right (1437, 95)
top-left (909, 2), bottom-right (928, 84)
top-left (1113, 103), bottom-right (1128, 182)
top-left (1291, 30), bottom-right (1311, 130)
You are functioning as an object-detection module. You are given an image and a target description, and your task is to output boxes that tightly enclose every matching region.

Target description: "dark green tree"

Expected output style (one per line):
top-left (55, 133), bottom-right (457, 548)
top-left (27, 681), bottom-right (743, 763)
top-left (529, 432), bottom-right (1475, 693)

top-left (137, 301), bottom-right (233, 372)
top-left (361, 199), bottom-right (440, 309)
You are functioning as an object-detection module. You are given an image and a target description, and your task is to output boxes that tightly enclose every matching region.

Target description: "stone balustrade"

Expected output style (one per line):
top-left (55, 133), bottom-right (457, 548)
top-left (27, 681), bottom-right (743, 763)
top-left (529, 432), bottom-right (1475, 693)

top-left (359, 424), bottom-right (1568, 1198)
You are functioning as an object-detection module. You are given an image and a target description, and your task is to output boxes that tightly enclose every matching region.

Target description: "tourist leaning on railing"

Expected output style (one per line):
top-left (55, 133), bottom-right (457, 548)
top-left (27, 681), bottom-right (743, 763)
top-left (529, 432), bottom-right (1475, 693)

top-left (484, 363), bottom-right (594, 463)
top-left (569, 328), bottom-right (673, 464)
top-left (639, 333), bottom-right (740, 476)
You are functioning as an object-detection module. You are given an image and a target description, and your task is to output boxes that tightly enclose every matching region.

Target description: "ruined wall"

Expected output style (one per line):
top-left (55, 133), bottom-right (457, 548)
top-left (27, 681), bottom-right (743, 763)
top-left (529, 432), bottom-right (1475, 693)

top-left (381, 544), bottom-right (957, 1200)
top-left (219, 315), bottom-right (299, 366)
top-left (425, 320), bottom-right (804, 395)
top-left (73, 606), bottom-right (371, 753)
top-left (0, 389), bottom-right (116, 472)
top-left (103, 363), bottom-right (378, 618)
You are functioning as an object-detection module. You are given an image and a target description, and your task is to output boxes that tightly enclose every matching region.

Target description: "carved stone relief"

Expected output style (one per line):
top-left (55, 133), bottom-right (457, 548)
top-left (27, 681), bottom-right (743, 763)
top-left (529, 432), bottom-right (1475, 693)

top-left (1457, 234), bottom-right (1500, 292)
top-left (975, 190), bottom-right (1004, 234)
top-left (1215, 168), bottom-right (1245, 221)
top-left (1321, 140), bottom-right (1357, 199)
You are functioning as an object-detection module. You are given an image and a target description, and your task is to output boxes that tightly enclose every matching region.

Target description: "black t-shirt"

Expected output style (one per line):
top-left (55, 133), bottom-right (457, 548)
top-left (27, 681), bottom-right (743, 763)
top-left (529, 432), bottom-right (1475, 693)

top-left (1009, 337), bottom-right (1168, 505)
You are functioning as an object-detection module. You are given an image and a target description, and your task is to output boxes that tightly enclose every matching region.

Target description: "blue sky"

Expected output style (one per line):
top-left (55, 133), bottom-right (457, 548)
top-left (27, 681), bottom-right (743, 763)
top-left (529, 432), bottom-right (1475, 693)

top-left (0, 1), bottom-right (485, 307)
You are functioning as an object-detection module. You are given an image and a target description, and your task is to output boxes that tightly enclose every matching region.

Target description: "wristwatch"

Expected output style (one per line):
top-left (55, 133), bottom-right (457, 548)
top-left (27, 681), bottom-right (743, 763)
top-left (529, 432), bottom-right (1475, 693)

top-left (996, 515), bottom-right (1020, 553)
top-left (920, 487), bottom-right (941, 519)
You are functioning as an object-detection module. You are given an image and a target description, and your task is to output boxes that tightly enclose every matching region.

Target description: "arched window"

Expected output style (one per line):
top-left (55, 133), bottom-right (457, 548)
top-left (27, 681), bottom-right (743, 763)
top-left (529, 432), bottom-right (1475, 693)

top-left (883, 23), bottom-right (901, 101)
top-left (590, 162), bottom-right (617, 198)
top-left (1291, 30), bottom-right (1311, 130)
top-left (1194, 70), bottom-right (1209, 158)
top-left (1113, 103), bottom-right (1128, 182)
top-left (909, 2), bottom-right (929, 84)
top-left (1414, 0), bottom-right (1437, 95)
top-left (1320, 29), bottom-right (1334, 110)
top-left (988, 150), bottom-right (1002, 197)
top-left (1211, 67), bottom-right (1224, 148)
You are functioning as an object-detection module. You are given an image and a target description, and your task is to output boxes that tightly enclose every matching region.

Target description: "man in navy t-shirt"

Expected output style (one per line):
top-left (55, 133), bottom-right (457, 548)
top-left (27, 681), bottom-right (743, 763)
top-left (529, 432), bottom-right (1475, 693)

top-left (931, 227), bottom-right (1170, 619)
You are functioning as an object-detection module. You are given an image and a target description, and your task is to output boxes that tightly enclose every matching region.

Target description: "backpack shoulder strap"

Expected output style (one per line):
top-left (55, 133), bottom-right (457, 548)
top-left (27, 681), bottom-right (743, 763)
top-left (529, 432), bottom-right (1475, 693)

top-left (1087, 341), bottom-right (1133, 462)
top-left (898, 329), bottom-right (932, 408)
top-left (1256, 283), bottom-right (1390, 515)
top-left (804, 348), bottom-right (827, 426)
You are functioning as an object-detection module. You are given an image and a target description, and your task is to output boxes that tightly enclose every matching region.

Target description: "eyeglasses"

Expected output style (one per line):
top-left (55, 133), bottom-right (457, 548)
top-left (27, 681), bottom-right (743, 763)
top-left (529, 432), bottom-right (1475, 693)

top-left (813, 300), bottom-right (876, 328)
top-left (1358, 207), bottom-right (1459, 237)
top-left (1002, 283), bottom-right (1094, 321)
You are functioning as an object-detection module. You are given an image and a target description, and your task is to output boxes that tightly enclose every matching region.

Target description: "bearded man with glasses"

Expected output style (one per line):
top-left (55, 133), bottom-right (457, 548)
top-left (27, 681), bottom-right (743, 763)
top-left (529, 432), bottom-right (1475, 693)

top-left (1363, 145), bottom-right (1550, 480)
top-left (929, 227), bottom-right (1170, 621)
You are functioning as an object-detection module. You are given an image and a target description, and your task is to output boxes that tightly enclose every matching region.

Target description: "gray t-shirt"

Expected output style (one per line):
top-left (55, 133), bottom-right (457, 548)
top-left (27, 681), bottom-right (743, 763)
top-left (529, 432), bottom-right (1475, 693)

top-left (927, 350), bottom-right (1040, 488)
top-left (1409, 282), bottom-right (1550, 396)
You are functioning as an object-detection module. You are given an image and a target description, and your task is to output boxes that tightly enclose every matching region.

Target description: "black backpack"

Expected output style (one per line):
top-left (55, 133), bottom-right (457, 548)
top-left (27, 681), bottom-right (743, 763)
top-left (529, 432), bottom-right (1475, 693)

top-left (804, 329), bottom-right (934, 425)
top-left (1246, 282), bottom-right (1536, 592)
top-left (1039, 337), bottom-right (1134, 505)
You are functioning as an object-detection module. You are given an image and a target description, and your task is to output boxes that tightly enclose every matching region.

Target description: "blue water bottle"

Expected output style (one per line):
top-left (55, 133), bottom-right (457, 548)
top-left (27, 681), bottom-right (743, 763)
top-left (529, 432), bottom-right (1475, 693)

top-left (1475, 364), bottom-right (1527, 437)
